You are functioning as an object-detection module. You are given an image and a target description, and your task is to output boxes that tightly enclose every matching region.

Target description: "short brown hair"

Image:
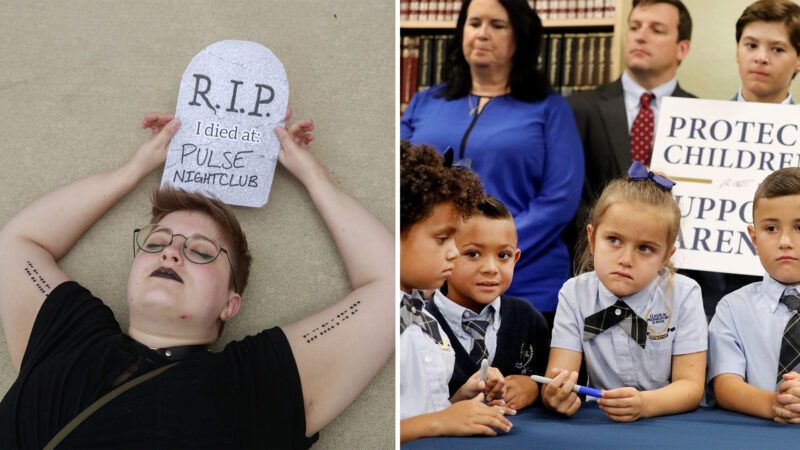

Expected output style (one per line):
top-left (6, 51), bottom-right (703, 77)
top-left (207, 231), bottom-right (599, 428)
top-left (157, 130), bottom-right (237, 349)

top-left (400, 141), bottom-right (484, 234)
top-left (150, 187), bottom-right (251, 295)
top-left (576, 173), bottom-right (681, 275)
top-left (736, 0), bottom-right (800, 54)
top-left (753, 167), bottom-right (800, 218)
top-left (632, 0), bottom-right (693, 42)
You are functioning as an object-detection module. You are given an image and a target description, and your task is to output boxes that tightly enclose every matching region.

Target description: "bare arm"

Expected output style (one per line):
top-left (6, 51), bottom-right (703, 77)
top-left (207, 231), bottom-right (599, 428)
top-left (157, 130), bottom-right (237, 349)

top-left (641, 351), bottom-right (706, 416)
top-left (275, 119), bottom-right (394, 435)
top-left (0, 114), bottom-right (178, 371)
top-left (714, 373), bottom-right (777, 419)
top-left (599, 352), bottom-right (705, 422)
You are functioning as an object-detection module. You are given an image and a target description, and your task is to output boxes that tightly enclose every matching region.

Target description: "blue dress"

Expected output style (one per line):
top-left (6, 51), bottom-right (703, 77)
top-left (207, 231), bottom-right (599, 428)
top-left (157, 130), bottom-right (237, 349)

top-left (401, 85), bottom-right (584, 313)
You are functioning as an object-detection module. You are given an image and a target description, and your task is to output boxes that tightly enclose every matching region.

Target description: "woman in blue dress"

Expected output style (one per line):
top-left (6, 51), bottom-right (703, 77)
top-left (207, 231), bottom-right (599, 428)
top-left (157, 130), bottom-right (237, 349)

top-left (401, 0), bottom-right (584, 324)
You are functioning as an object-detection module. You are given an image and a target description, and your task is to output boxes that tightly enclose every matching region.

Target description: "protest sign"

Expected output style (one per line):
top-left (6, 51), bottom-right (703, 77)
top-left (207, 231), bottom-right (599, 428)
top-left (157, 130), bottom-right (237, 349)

top-left (161, 40), bottom-right (288, 207)
top-left (651, 97), bottom-right (800, 275)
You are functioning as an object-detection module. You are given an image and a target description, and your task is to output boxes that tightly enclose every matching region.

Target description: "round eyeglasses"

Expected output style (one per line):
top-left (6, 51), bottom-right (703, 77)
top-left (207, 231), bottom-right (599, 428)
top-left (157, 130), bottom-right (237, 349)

top-left (133, 224), bottom-right (239, 293)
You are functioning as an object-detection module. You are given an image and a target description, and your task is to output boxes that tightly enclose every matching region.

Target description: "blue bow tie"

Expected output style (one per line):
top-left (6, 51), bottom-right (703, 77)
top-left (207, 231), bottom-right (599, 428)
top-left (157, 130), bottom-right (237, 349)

top-left (628, 161), bottom-right (676, 191)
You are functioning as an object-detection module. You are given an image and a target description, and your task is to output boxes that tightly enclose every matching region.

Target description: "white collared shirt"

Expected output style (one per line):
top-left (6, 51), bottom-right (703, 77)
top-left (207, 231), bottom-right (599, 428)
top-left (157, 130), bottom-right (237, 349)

top-left (551, 272), bottom-right (708, 391)
top-left (621, 71), bottom-right (679, 134)
top-left (708, 274), bottom-right (800, 392)
top-left (433, 290), bottom-right (501, 363)
top-left (735, 88), bottom-right (793, 104)
top-left (398, 290), bottom-right (455, 419)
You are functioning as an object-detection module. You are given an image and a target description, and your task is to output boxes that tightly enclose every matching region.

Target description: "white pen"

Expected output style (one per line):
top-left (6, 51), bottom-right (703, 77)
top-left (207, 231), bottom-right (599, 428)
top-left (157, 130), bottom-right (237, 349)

top-left (531, 375), bottom-right (603, 398)
top-left (479, 358), bottom-right (489, 383)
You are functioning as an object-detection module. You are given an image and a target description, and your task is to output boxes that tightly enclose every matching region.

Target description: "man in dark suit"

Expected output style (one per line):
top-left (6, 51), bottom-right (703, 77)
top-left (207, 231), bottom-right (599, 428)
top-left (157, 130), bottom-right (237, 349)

top-left (565, 0), bottom-right (695, 271)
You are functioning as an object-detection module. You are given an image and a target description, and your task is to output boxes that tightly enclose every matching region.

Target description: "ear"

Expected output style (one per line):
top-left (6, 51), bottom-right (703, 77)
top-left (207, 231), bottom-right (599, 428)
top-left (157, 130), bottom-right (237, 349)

top-left (586, 224), bottom-right (596, 255)
top-left (513, 248), bottom-right (521, 263)
top-left (219, 292), bottom-right (242, 322)
top-left (676, 39), bottom-right (690, 63)
top-left (747, 224), bottom-right (759, 254)
top-left (794, 54), bottom-right (800, 77)
top-left (665, 246), bottom-right (677, 264)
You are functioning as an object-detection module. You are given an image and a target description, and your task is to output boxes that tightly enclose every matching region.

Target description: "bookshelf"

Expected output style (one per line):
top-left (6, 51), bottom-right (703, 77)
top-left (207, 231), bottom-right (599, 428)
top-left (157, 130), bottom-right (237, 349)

top-left (400, 0), bottom-right (625, 112)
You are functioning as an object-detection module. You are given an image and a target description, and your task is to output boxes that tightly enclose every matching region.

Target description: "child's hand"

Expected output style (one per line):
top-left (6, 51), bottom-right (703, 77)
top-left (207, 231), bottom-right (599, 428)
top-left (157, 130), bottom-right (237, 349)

top-left (774, 372), bottom-right (800, 424)
top-left (452, 366), bottom-right (506, 402)
top-left (599, 387), bottom-right (646, 422)
top-left (504, 374), bottom-right (538, 410)
top-left (542, 368), bottom-right (581, 416)
top-left (274, 107), bottom-right (327, 187)
top-left (436, 393), bottom-right (513, 437)
top-left (127, 113), bottom-right (179, 177)
top-left (486, 398), bottom-right (517, 416)
top-left (484, 367), bottom-right (507, 401)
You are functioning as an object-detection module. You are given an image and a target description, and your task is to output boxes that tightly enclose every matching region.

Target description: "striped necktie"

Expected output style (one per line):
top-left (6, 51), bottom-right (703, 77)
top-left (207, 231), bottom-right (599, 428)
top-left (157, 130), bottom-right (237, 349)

top-left (400, 291), bottom-right (443, 345)
top-left (778, 288), bottom-right (800, 381)
top-left (462, 308), bottom-right (492, 364)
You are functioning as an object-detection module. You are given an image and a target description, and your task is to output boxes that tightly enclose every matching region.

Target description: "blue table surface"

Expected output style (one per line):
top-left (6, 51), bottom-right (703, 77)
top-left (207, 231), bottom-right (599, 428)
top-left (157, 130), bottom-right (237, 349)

top-left (402, 403), bottom-right (799, 449)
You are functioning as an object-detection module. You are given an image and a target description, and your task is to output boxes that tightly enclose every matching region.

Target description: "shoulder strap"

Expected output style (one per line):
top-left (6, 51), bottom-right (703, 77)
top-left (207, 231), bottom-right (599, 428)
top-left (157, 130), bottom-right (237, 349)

top-left (44, 362), bottom-right (179, 450)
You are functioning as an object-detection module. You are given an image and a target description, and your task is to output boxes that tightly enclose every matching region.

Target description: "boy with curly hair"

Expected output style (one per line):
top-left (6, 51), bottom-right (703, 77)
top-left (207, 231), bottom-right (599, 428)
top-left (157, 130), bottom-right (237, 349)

top-left (400, 142), bottom-right (514, 443)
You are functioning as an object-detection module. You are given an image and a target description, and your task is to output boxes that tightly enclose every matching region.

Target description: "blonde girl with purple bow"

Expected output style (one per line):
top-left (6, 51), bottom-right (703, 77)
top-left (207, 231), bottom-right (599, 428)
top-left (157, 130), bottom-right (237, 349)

top-left (540, 161), bottom-right (708, 422)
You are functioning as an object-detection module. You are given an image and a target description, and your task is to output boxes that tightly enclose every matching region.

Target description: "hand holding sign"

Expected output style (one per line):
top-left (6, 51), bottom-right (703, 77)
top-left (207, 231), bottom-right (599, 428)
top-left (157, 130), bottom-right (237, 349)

top-left (161, 40), bottom-right (289, 207)
top-left (275, 115), bottom-right (329, 188)
top-left (128, 113), bottom-right (180, 179)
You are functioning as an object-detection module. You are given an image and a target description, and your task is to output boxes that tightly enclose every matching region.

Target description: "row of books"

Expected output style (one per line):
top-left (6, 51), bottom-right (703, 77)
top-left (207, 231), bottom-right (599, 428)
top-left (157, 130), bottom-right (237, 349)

top-left (400, 0), bottom-right (616, 22)
top-left (400, 0), bottom-right (463, 21)
top-left (400, 35), bottom-right (454, 111)
top-left (400, 32), bottom-right (614, 112)
top-left (533, 0), bottom-right (616, 19)
top-left (542, 32), bottom-right (615, 96)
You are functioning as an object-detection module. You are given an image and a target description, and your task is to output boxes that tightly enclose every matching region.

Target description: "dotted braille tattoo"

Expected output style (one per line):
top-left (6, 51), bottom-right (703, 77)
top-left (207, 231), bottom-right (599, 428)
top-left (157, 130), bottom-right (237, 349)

top-left (25, 261), bottom-right (51, 295)
top-left (302, 300), bottom-right (361, 343)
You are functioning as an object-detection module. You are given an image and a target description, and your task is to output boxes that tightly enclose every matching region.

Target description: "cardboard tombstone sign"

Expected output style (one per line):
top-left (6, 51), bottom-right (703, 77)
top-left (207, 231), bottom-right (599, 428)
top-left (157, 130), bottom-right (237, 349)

top-left (161, 40), bottom-right (288, 207)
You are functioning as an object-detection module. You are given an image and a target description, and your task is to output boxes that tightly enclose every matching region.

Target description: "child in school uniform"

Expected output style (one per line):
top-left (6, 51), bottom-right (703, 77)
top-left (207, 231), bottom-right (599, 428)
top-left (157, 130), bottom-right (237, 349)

top-left (399, 142), bottom-right (513, 443)
top-left (709, 167), bottom-right (800, 423)
top-left (426, 195), bottom-right (550, 411)
top-left (542, 161), bottom-right (708, 422)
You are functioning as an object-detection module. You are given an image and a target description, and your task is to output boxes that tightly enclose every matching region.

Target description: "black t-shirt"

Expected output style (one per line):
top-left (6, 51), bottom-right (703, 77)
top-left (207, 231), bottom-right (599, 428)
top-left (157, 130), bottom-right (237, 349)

top-left (0, 281), bottom-right (318, 449)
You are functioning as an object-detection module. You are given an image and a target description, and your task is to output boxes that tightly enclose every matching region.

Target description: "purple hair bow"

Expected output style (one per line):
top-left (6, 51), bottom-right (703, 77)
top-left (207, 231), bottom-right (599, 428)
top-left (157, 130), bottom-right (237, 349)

top-left (627, 161), bottom-right (676, 191)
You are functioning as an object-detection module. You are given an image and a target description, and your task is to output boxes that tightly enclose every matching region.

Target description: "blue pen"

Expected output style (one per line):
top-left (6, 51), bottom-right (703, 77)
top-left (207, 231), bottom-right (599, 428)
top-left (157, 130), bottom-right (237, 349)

top-left (531, 375), bottom-right (603, 398)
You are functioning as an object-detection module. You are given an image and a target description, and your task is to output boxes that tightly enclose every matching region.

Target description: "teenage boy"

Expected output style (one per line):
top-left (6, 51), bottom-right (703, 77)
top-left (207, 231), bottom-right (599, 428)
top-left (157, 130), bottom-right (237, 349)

top-left (426, 195), bottom-right (550, 411)
top-left (735, 0), bottom-right (800, 104)
top-left (709, 167), bottom-right (800, 423)
top-left (399, 142), bottom-right (512, 443)
top-left (687, 0), bottom-right (800, 316)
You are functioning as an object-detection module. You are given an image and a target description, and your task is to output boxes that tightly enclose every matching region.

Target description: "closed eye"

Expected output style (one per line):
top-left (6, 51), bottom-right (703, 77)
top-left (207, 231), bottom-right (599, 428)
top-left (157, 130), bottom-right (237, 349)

top-left (190, 249), bottom-right (214, 261)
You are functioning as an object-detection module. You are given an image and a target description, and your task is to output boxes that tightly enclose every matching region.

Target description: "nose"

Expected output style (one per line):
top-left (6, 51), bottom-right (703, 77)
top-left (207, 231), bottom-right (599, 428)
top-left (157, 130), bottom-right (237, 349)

top-left (480, 257), bottom-right (499, 274)
top-left (631, 27), bottom-right (646, 43)
top-left (754, 46), bottom-right (768, 64)
top-left (160, 238), bottom-right (185, 264)
top-left (476, 22), bottom-right (490, 39)
top-left (445, 240), bottom-right (459, 261)
top-left (618, 246), bottom-right (634, 267)
top-left (779, 230), bottom-right (794, 249)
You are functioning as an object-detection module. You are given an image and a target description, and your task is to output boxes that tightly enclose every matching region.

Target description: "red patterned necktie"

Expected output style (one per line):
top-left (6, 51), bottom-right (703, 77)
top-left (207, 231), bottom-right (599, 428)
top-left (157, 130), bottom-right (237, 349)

top-left (630, 92), bottom-right (655, 164)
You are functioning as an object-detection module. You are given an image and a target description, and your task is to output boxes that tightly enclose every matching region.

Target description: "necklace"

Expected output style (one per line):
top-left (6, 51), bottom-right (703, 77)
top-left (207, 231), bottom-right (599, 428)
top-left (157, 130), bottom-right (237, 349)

top-left (468, 94), bottom-right (494, 116)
